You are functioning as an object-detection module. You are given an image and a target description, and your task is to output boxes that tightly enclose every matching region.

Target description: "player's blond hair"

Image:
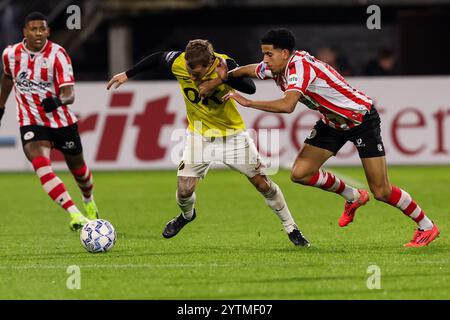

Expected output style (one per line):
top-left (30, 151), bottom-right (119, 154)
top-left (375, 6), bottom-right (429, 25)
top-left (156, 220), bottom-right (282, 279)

top-left (185, 39), bottom-right (214, 68)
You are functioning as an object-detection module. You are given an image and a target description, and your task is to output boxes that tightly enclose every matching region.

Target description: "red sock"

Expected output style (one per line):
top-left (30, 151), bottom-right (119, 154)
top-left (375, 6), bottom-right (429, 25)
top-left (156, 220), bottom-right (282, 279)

top-left (31, 156), bottom-right (79, 213)
top-left (70, 164), bottom-right (94, 201)
top-left (308, 169), bottom-right (358, 202)
top-left (387, 186), bottom-right (432, 229)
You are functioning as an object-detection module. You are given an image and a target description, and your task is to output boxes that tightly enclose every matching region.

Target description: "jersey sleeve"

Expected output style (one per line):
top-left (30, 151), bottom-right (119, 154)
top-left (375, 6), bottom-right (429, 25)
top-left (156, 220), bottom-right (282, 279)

top-left (125, 51), bottom-right (181, 78)
top-left (2, 47), bottom-right (12, 76)
top-left (255, 61), bottom-right (274, 80)
top-left (162, 51), bottom-right (182, 70)
top-left (285, 59), bottom-right (316, 93)
top-left (225, 59), bottom-right (256, 94)
top-left (54, 48), bottom-right (75, 88)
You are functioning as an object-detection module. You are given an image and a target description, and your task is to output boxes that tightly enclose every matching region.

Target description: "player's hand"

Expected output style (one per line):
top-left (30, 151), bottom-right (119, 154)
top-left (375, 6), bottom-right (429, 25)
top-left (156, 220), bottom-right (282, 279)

top-left (222, 91), bottom-right (250, 107)
top-left (199, 79), bottom-right (219, 98)
top-left (107, 72), bottom-right (128, 90)
top-left (215, 57), bottom-right (229, 82)
top-left (40, 97), bottom-right (63, 113)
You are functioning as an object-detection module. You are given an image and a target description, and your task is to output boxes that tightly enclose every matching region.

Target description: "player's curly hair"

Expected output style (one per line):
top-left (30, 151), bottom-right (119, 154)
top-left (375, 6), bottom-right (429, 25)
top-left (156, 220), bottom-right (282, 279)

top-left (261, 28), bottom-right (296, 52)
top-left (185, 39), bottom-right (215, 69)
top-left (24, 12), bottom-right (48, 26)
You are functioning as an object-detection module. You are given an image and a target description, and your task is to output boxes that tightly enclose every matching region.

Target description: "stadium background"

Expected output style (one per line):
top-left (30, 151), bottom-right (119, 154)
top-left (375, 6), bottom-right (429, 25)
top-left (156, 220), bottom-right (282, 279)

top-left (1, 0), bottom-right (450, 171)
top-left (0, 0), bottom-right (449, 300)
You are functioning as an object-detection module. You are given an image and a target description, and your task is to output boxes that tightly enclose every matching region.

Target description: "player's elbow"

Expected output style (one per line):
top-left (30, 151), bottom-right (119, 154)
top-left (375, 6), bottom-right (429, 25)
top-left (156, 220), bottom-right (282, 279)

top-left (283, 104), bottom-right (296, 114)
top-left (65, 95), bottom-right (75, 105)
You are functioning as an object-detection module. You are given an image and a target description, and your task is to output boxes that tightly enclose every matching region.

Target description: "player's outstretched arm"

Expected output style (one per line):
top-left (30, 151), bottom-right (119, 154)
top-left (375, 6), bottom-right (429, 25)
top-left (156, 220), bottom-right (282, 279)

top-left (0, 73), bottom-right (14, 126)
top-left (107, 51), bottom-right (179, 90)
top-left (223, 90), bottom-right (301, 114)
top-left (227, 64), bottom-right (259, 79)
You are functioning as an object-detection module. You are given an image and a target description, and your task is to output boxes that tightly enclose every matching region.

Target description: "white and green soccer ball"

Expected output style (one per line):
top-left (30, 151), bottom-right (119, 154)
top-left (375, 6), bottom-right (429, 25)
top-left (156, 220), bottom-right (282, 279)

top-left (80, 219), bottom-right (116, 253)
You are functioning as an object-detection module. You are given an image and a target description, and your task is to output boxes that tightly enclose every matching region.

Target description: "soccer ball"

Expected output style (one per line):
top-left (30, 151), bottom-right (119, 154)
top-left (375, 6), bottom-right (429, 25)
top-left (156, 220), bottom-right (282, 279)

top-left (80, 219), bottom-right (116, 253)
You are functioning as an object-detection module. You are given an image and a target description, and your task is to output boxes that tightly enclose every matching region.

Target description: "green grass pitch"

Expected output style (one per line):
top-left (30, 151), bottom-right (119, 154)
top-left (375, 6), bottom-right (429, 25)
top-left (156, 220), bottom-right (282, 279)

top-left (0, 166), bottom-right (448, 299)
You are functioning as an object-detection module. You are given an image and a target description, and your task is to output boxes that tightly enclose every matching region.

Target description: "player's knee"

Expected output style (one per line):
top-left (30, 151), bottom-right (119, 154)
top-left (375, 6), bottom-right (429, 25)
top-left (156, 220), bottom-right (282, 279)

top-left (256, 180), bottom-right (271, 193)
top-left (290, 170), bottom-right (311, 185)
top-left (250, 175), bottom-right (271, 193)
top-left (371, 186), bottom-right (391, 202)
top-left (177, 188), bottom-right (194, 199)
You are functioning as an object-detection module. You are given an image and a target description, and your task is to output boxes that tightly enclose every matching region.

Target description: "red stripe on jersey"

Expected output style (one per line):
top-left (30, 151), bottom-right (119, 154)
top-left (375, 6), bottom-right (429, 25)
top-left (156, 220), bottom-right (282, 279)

top-left (301, 59), bottom-right (311, 92)
top-left (32, 93), bottom-right (50, 126)
top-left (14, 94), bottom-right (24, 126)
top-left (13, 43), bottom-right (23, 78)
top-left (40, 42), bottom-right (52, 81)
top-left (20, 93), bottom-right (37, 125)
top-left (2, 49), bottom-right (11, 75)
top-left (307, 91), bottom-right (363, 124)
top-left (310, 64), bottom-right (372, 109)
top-left (54, 53), bottom-right (66, 86)
top-left (52, 109), bottom-right (63, 127)
top-left (62, 105), bottom-right (74, 126)
top-left (27, 54), bottom-right (50, 127)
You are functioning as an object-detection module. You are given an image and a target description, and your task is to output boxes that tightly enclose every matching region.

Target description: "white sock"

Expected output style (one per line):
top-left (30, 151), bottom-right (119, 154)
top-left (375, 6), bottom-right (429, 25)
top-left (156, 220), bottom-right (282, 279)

top-left (261, 182), bottom-right (296, 233)
top-left (343, 188), bottom-right (360, 203)
top-left (68, 206), bottom-right (81, 214)
top-left (176, 191), bottom-right (196, 220)
top-left (418, 216), bottom-right (434, 231)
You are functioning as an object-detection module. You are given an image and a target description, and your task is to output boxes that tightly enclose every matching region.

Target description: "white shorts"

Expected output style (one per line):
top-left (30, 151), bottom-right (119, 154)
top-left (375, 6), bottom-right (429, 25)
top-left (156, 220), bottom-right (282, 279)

top-left (177, 130), bottom-right (265, 179)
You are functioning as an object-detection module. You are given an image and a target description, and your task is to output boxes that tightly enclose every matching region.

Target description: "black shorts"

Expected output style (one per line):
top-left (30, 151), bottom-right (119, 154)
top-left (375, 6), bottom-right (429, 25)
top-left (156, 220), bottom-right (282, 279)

top-left (20, 123), bottom-right (83, 155)
top-left (304, 107), bottom-right (386, 158)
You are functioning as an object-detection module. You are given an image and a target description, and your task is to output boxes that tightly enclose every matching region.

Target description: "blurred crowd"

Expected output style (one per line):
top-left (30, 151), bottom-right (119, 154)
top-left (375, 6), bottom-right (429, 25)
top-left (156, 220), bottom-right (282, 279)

top-left (314, 47), bottom-right (396, 77)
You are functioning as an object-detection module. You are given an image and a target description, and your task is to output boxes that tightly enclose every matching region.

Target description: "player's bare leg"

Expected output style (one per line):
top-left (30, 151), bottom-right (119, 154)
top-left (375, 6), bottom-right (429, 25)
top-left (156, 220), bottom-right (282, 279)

top-left (23, 141), bottom-right (87, 230)
top-left (361, 156), bottom-right (439, 247)
top-left (65, 152), bottom-right (98, 220)
top-left (290, 144), bottom-right (369, 226)
top-left (247, 174), bottom-right (310, 247)
top-left (163, 176), bottom-right (199, 238)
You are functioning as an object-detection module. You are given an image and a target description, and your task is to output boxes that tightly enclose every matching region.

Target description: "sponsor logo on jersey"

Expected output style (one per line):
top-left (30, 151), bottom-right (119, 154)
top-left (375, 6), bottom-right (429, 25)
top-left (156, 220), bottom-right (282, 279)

top-left (288, 74), bottom-right (299, 84)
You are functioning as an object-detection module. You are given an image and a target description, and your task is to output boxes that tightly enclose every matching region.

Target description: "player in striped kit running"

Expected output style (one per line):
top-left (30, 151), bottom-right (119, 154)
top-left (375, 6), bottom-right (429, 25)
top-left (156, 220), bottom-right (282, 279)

top-left (0, 12), bottom-right (98, 230)
top-left (223, 28), bottom-right (439, 247)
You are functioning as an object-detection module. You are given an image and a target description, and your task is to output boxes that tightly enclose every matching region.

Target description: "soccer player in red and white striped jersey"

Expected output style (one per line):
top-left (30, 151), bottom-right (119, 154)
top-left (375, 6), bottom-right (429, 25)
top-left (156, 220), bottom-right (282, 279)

top-left (223, 28), bottom-right (439, 247)
top-left (0, 12), bottom-right (98, 231)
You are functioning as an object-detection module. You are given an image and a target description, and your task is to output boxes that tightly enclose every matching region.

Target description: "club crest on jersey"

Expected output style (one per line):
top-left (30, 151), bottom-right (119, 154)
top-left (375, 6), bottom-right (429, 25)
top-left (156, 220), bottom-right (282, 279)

top-left (24, 131), bottom-right (35, 141)
top-left (41, 58), bottom-right (49, 69)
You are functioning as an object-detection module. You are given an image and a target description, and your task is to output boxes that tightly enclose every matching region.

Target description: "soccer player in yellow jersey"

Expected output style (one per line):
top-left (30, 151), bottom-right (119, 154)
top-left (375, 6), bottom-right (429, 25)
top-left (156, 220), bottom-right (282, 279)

top-left (107, 39), bottom-right (309, 246)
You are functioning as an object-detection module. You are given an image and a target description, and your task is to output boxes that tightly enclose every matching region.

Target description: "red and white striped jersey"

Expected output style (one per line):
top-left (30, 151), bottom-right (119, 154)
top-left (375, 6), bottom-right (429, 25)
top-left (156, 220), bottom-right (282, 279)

top-left (255, 50), bottom-right (373, 130)
top-left (2, 39), bottom-right (77, 128)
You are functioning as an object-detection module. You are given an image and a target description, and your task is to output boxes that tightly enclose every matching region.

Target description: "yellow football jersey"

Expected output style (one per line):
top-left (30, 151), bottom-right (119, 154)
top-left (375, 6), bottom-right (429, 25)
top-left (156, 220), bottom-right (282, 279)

top-left (170, 52), bottom-right (246, 137)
